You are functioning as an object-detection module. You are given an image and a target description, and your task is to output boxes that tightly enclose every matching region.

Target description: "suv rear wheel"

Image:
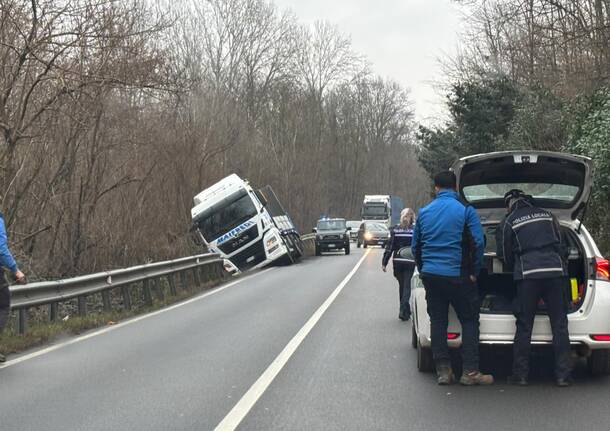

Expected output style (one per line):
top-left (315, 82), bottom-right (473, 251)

top-left (588, 349), bottom-right (610, 376)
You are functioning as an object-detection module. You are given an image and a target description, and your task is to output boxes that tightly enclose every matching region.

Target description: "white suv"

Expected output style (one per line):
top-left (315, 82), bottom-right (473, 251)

top-left (411, 151), bottom-right (610, 376)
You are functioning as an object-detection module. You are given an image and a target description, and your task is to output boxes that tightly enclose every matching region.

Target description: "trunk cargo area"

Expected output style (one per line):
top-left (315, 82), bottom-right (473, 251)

top-left (478, 225), bottom-right (587, 314)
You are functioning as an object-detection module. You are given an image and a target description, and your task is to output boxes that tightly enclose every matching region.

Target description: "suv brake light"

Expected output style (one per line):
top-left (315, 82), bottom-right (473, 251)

top-left (594, 257), bottom-right (609, 281)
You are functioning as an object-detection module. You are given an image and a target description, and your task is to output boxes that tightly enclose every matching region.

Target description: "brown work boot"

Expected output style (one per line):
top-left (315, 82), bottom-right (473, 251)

top-left (436, 366), bottom-right (454, 385)
top-left (460, 370), bottom-right (494, 386)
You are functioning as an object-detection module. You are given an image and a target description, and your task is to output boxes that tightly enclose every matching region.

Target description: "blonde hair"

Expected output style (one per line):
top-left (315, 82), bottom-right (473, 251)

top-left (400, 208), bottom-right (415, 226)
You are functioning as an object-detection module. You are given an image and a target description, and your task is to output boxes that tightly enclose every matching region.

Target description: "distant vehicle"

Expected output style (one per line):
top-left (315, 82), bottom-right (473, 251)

top-left (190, 174), bottom-right (303, 272)
top-left (361, 195), bottom-right (404, 227)
top-left (314, 218), bottom-right (351, 255)
top-left (411, 151), bottom-right (610, 376)
top-left (357, 221), bottom-right (390, 248)
top-left (346, 220), bottom-right (361, 241)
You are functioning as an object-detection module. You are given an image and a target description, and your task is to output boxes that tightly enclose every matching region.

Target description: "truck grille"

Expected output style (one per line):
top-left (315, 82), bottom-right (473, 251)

top-left (228, 239), bottom-right (267, 271)
top-left (218, 225), bottom-right (259, 254)
top-left (323, 234), bottom-right (341, 240)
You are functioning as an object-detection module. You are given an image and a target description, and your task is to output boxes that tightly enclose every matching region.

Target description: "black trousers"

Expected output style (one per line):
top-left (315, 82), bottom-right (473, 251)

top-left (422, 275), bottom-right (480, 371)
top-left (513, 277), bottom-right (571, 379)
top-left (394, 265), bottom-right (414, 317)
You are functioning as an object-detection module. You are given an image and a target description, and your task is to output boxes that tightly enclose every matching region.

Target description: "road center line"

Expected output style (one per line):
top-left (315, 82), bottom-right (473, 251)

top-left (214, 249), bottom-right (371, 431)
top-left (0, 267), bottom-right (273, 370)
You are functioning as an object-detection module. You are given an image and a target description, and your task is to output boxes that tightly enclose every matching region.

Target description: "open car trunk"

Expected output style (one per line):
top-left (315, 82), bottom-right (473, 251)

top-left (478, 224), bottom-right (587, 314)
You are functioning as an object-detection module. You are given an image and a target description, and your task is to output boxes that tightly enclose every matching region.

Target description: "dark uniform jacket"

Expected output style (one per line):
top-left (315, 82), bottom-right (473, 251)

top-left (496, 199), bottom-right (567, 280)
top-left (383, 224), bottom-right (414, 272)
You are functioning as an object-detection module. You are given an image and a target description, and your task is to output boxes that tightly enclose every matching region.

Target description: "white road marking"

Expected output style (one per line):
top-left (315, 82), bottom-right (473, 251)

top-left (0, 268), bottom-right (274, 369)
top-left (214, 249), bottom-right (371, 431)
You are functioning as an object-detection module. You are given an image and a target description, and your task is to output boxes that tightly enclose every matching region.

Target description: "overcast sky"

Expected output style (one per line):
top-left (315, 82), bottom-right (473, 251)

top-left (273, 0), bottom-right (464, 125)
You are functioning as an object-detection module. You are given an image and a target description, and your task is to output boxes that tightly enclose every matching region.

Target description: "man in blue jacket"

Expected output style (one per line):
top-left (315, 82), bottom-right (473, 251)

top-left (412, 171), bottom-right (492, 386)
top-left (0, 213), bottom-right (25, 362)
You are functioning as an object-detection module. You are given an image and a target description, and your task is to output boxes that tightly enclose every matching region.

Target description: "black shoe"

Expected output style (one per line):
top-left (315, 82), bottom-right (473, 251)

top-left (436, 367), bottom-right (454, 385)
top-left (556, 378), bottom-right (572, 387)
top-left (507, 375), bottom-right (529, 386)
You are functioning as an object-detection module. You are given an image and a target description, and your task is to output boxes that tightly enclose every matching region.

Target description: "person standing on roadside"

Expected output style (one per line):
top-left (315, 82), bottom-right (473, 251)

top-left (412, 171), bottom-right (492, 386)
top-left (383, 208), bottom-right (416, 321)
top-left (496, 189), bottom-right (572, 387)
top-left (0, 213), bottom-right (25, 363)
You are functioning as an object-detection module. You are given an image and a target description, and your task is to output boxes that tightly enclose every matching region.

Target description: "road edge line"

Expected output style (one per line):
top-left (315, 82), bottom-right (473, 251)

top-left (214, 249), bottom-right (371, 431)
top-left (0, 267), bottom-right (274, 369)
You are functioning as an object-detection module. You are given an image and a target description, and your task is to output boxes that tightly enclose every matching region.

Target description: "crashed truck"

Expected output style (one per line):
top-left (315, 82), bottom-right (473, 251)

top-left (191, 174), bottom-right (304, 273)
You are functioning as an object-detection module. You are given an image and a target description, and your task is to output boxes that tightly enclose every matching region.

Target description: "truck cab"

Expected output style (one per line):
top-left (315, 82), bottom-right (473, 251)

top-left (191, 174), bottom-right (302, 271)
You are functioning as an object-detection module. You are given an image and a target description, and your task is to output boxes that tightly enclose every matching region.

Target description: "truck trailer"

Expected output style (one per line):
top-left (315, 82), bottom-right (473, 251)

top-left (191, 174), bottom-right (303, 271)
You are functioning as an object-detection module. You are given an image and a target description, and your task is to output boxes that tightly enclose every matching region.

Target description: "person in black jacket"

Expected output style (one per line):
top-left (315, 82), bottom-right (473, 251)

top-left (496, 189), bottom-right (572, 387)
top-left (382, 208), bottom-right (416, 321)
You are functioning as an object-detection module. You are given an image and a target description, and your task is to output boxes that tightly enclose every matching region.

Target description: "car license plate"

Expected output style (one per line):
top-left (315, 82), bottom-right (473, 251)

top-left (328, 243), bottom-right (336, 248)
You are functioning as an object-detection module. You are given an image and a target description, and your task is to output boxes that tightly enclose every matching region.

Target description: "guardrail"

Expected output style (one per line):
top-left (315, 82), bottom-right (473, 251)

top-left (300, 234), bottom-right (316, 256)
top-left (9, 253), bottom-right (226, 334)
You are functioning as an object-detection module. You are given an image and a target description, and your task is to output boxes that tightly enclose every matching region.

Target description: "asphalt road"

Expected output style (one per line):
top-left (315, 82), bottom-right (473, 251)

top-left (1, 247), bottom-right (609, 431)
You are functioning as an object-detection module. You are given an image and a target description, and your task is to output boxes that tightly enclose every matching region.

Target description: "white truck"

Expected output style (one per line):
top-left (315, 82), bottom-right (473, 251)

top-left (361, 195), bottom-right (404, 227)
top-left (191, 174), bottom-right (303, 272)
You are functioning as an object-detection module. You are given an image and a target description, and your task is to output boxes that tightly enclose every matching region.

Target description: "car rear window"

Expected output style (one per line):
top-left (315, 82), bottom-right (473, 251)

top-left (463, 183), bottom-right (579, 203)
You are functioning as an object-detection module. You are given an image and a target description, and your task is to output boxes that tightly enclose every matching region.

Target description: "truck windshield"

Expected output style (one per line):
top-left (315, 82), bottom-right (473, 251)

top-left (196, 192), bottom-right (258, 240)
top-left (362, 204), bottom-right (388, 217)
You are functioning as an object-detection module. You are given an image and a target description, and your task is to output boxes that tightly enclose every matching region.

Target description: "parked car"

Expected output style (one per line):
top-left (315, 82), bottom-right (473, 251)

top-left (411, 151), bottom-right (610, 376)
top-left (346, 220), bottom-right (361, 241)
top-left (314, 218), bottom-right (351, 255)
top-left (357, 221), bottom-right (390, 248)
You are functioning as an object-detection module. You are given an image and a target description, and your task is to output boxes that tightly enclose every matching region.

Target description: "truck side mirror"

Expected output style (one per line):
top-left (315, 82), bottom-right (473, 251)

top-left (312, 227), bottom-right (317, 233)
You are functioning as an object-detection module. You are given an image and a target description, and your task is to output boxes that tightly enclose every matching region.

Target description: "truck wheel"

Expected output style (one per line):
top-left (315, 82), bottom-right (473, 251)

top-left (589, 349), bottom-right (610, 376)
top-left (345, 244), bottom-right (350, 255)
top-left (315, 245), bottom-right (321, 256)
top-left (363, 242), bottom-right (368, 248)
top-left (417, 341), bottom-right (434, 372)
top-left (411, 323), bottom-right (417, 349)
top-left (293, 234), bottom-right (304, 258)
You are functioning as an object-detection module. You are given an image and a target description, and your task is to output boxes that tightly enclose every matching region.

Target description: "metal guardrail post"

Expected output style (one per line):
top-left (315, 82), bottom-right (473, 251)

top-left (154, 278), bottom-right (164, 301)
top-left (180, 271), bottom-right (188, 290)
top-left (168, 273), bottom-right (177, 296)
top-left (122, 286), bottom-right (132, 310)
top-left (49, 302), bottom-right (58, 321)
top-left (142, 279), bottom-right (153, 306)
top-left (102, 291), bottom-right (111, 312)
top-left (193, 268), bottom-right (201, 286)
top-left (18, 309), bottom-right (27, 334)
top-left (77, 296), bottom-right (87, 316)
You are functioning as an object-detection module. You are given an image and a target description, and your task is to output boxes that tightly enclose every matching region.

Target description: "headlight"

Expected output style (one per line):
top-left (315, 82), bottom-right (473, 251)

top-left (316, 235), bottom-right (322, 240)
top-left (266, 236), bottom-right (278, 248)
top-left (364, 232), bottom-right (373, 240)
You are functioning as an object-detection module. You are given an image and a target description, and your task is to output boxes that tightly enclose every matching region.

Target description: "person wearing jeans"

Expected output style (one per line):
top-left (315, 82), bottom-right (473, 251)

top-left (412, 171), bottom-right (493, 386)
top-left (0, 213), bottom-right (25, 363)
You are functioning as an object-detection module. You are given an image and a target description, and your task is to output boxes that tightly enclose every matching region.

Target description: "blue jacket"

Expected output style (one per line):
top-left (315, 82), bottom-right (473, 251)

top-left (0, 214), bottom-right (17, 274)
top-left (411, 190), bottom-right (484, 278)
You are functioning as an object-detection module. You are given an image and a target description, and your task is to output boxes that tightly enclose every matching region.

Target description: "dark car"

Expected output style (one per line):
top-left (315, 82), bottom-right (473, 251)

top-left (357, 221), bottom-right (389, 248)
top-left (314, 218), bottom-right (351, 255)
top-left (346, 220), bottom-right (361, 241)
